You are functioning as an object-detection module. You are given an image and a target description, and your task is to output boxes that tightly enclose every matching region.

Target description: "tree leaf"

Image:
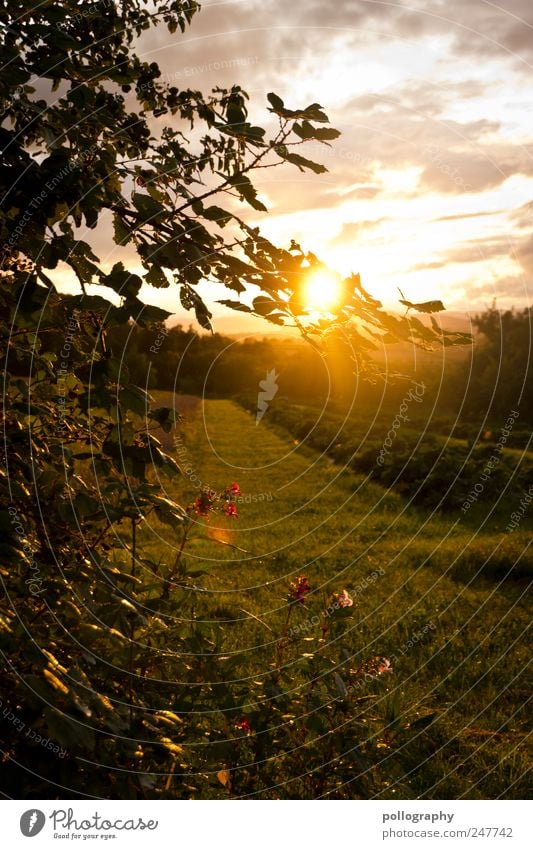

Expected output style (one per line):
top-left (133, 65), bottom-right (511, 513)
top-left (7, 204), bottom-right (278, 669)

top-left (267, 92), bottom-right (285, 112)
top-left (226, 173), bottom-right (267, 212)
top-left (217, 299), bottom-right (252, 312)
top-left (217, 769), bottom-right (231, 787)
top-left (275, 148), bottom-right (327, 174)
top-left (253, 296), bottom-right (278, 315)
top-left (119, 385), bottom-right (151, 416)
top-left (133, 193), bottom-right (165, 221)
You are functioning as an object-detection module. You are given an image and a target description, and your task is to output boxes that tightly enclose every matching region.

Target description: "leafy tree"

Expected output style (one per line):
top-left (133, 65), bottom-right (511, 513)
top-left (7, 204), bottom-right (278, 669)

top-left (461, 306), bottom-right (533, 423)
top-left (0, 1), bottom-right (467, 798)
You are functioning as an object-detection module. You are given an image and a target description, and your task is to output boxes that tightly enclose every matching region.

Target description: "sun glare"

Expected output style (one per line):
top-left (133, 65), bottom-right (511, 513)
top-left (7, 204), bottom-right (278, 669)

top-left (304, 269), bottom-right (343, 312)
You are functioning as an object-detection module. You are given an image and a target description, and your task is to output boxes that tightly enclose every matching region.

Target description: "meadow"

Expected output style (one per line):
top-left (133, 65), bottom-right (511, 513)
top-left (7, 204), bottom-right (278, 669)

top-left (130, 391), bottom-right (532, 799)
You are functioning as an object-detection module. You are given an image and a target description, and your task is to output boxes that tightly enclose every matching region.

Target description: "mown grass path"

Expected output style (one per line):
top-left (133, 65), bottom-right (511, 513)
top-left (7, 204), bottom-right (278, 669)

top-left (142, 396), bottom-right (531, 798)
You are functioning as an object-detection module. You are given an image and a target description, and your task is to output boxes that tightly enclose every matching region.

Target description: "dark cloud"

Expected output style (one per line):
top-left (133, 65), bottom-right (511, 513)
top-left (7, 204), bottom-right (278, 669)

top-left (138, 0), bottom-right (533, 110)
top-left (135, 0), bottom-right (533, 130)
top-left (134, 1), bottom-right (533, 201)
top-left (446, 0), bottom-right (533, 65)
top-left (188, 0), bottom-right (533, 68)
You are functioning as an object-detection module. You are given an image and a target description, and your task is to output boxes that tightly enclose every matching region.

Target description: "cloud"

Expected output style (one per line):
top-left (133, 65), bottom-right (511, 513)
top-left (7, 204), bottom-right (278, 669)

top-left (136, 0), bottom-right (533, 121)
top-left (327, 84), bottom-right (533, 196)
top-left (333, 94), bottom-right (533, 196)
top-left (432, 210), bottom-right (505, 222)
top-left (464, 274), bottom-right (530, 300)
top-left (187, 0), bottom-right (533, 69)
top-left (445, 238), bottom-right (516, 265)
top-left (250, 172), bottom-right (364, 215)
top-left (410, 260), bottom-right (447, 271)
top-left (409, 235), bottom-right (521, 273)
top-left (510, 199), bottom-right (533, 228)
top-left (444, 0), bottom-right (533, 65)
top-left (420, 142), bottom-right (533, 194)
top-left (136, 1), bottom-right (533, 202)
top-left (348, 78), bottom-right (487, 119)
top-left (516, 233), bottom-right (533, 277)
top-left (331, 217), bottom-right (388, 245)
top-left (344, 185), bottom-right (382, 199)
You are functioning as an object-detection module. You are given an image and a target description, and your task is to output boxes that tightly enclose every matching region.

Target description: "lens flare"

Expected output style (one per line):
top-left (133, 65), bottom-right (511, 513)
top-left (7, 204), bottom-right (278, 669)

top-left (304, 269), bottom-right (343, 312)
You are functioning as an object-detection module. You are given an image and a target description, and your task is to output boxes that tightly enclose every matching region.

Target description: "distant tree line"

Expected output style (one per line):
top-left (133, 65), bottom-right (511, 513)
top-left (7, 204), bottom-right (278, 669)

top-left (107, 306), bottom-right (533, 426)
top-left (106, 321), bottom-right (332, 401)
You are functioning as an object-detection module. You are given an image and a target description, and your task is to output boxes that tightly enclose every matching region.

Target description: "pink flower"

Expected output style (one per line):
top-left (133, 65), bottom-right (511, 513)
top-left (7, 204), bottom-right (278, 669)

top-left (376, 658), bottom-right (393, 674)
top-left (230, 482), bottom-right (241, 496)
top-left (354, 655), bottom-right (394, 678)
top-left (289, 575), bottom-right (311, 604)
top-left (234, 717), bottom-right (251, 734)
top-left (223, 502), bottom-right (238, 518)
top-left (190, 490), bottom-right (215, 517)
top-left (334, 590), bottom-right (353, 608)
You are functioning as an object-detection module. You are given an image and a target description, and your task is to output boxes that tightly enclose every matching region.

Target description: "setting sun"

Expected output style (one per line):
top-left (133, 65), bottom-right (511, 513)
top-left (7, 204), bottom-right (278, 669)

top-left (304, 269), bottom-right (343, 312)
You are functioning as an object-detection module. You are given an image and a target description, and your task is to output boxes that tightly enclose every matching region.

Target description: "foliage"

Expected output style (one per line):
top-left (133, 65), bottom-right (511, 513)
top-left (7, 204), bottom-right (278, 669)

top-left (1, 1), bottom-right (471, 798)
top-left (456, 306), bottom-right (533, 423)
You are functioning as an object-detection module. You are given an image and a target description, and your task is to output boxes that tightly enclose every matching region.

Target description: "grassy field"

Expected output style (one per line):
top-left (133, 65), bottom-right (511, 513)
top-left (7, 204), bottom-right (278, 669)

top-left (134, 393), bottom-right (530, 799)
top-left (252, 398), bottom-right (533, 535)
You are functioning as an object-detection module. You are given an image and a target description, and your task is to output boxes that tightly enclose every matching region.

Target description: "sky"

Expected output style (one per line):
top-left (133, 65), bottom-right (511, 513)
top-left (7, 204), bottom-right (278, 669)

top-left (81, 0), bottom-right (533, 331)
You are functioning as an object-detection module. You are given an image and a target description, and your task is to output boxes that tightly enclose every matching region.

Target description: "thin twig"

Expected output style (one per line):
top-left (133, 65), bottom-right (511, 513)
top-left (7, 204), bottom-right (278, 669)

top-left (239, 607), bottom-right (274, 633)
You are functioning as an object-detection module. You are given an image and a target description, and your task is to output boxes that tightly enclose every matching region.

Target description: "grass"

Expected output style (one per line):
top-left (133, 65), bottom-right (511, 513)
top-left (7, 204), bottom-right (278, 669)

top-left (257, 398), bottom-right (533, 532)
top-left (135, 393), bottom-right (531, 798)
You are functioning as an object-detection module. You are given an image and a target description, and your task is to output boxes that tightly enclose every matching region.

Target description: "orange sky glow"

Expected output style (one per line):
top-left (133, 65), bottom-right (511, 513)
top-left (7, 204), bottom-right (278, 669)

top-left (53, 0), bottom-right (533, 333)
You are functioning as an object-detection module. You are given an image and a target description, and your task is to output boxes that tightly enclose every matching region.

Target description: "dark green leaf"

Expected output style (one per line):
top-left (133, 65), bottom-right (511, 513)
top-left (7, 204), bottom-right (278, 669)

top-left (276, 148), bottom-right (327, 174)
top-left (119, 385), bottom-right (151, 416)
top-left (133, 193), bottom-right (165, 221)
top-left (267, 92), bottom-right (285, 112)
top-left (217, 299), bottom-right (252, 313)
